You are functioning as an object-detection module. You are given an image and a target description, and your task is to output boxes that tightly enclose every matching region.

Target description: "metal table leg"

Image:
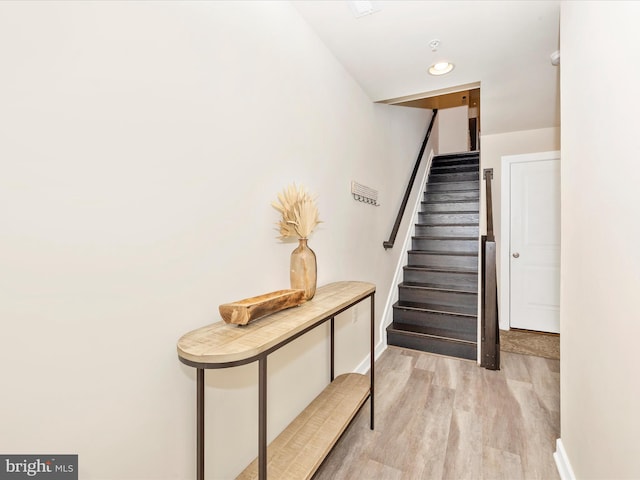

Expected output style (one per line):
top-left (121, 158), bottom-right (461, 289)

top-left (197, 368), bottom-right (204, 480)
top-left (370, 294), bottom-right (375, 430)
top-left (259, 357), bottom-right (267, 479)
top-left (330, 317), bottom-right (335, 382)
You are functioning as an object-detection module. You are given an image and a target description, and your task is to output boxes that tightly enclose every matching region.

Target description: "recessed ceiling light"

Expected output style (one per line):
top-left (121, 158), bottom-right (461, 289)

top-left (428, 62), bottom-right (455, 76)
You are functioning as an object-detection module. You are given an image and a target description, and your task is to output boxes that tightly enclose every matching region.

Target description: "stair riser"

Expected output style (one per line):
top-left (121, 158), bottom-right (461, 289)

top-left (429, 172), bottom-right (479, 183)
top-left (387, 328), bottom-right (477, 360)
top-left (430, 165), bottom-right (479, 175)
top-left (404, 269), bottom-right (478, 289)
top-left (418, 212), bottom-right (479, 224)
top-left (425, 191), bottom-right (480, 202)
top-left (432, 158), bottom-right (479, 167)
top-left (411, 238), bottom-right (478, 253)
top-left (425, 181), bottom-right (480, 192)
top-left (415, 224), bottom-right (479, 237)
top-left (392, 308), bottom-right (477, 340)
top-left (421, 201), bottom-right (479, 213)
top-left (408, 252), bottom-right (478, 270)
top-left (399, 287), bottom-right (478, 311)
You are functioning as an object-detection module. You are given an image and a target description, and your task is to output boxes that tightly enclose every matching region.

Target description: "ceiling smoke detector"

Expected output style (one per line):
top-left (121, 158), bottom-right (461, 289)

top-left (347, 0), bottom-right (381, 18)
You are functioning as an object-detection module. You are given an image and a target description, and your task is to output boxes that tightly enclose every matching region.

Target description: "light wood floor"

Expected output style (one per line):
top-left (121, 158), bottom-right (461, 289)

top-left (313, 347), bottom-right (560, 480)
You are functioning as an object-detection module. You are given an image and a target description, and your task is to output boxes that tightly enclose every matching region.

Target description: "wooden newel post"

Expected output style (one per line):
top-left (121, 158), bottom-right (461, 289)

top-left (481, 168), bottom-right (500, 370)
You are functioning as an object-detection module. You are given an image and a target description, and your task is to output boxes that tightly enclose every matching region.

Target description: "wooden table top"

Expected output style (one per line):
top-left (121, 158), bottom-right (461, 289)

top-left (177, 281), bottom-right (375, 368)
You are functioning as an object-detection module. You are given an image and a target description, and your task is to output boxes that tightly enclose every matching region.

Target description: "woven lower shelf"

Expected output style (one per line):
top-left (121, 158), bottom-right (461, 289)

top-left (236, 373), bottom-right (370, 480)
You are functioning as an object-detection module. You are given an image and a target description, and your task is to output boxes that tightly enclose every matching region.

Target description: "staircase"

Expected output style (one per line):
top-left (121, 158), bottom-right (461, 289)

top-left (387, 152), bottom-right (480, 361)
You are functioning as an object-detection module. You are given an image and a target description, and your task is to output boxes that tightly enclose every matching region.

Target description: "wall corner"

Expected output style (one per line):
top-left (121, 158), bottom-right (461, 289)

top-left (554, 438), bottom-right (576, 480)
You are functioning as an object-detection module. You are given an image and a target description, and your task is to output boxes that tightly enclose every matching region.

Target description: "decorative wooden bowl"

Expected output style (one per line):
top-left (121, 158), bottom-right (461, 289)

top-left (219, 289), bottom-right (307, 325)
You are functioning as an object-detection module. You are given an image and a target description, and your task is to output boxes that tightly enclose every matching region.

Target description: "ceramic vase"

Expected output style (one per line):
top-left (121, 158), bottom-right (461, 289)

top-left (290, 237), bottom-right (317, 300)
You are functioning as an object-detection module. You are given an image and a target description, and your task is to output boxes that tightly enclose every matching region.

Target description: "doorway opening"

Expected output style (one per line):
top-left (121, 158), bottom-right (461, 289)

top-left (377, 83), bottom-right (480, 152)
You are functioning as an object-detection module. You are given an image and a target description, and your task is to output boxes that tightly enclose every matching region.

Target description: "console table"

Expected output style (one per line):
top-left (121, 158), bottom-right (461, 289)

top-left (177, 281), bottom-right (376, 480)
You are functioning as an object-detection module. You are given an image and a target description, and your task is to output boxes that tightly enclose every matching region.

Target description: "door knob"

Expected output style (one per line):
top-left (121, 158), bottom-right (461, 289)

top-left (512, 252), bottom-right (520, 258)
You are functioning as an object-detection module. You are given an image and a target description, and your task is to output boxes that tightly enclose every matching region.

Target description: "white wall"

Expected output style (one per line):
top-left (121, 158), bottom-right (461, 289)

top-left (437, 105), bottom-right (469, 154)
top-left (559, 2), bottom-right (640, 478)
top-left (0, 2), bottom-right (430, 478)
top-left (480, 127), bottom-right (560, 328)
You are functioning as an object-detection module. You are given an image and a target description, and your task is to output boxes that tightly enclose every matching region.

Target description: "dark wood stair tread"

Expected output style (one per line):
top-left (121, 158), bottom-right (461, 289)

top-left (387, 322), bottom-right (477, 345)
top-left (386, 323), bottom-right (477, 359)
top-left (432, 152), bottom-right (480, 160)
top-left (425, 210), bottom-right (479, 214)
top-left (421, 199), bottom-right (479, 204)
top-left (416, 222), bottom-right (479, 227)
top-left (435, 150), bottom-right (479, 156)
top-left (431, 165), bottom-right (479, 169)
top-left (403, 265), bottom-right (478, 274)
top-left (408, 250), bottom-right (478, 256)
top-left (392, 302), bottom-right (477, 319)
top-left (396, 300), bottom-right (478, 316)
top-left (400, 282), bottom-right (477, 294)
top-left (404, 282), bottom-right (476, 291)
top-left (402, 282), bottom-right (478, 293)
top-left (426, 181), bottom-right (479, 186)
top-left (412, 235), bottom-right (478, 241)
top-left (430, 168), bottom-right (479, 174)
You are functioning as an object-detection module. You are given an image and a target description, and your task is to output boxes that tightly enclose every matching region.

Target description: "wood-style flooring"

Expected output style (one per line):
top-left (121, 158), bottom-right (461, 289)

top-left (313, 347), bottom-right (560, 480)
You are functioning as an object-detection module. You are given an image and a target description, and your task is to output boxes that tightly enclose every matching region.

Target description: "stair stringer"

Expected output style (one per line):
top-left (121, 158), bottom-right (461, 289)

top-left (378, 148), bottom-right (436, 357)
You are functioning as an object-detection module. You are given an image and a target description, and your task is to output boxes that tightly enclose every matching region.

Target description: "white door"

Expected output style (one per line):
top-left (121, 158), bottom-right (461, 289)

top-left (509, 156), bottom-right (560, 333)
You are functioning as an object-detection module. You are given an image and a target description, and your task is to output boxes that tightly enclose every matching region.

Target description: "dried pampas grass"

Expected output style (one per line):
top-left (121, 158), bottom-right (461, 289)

top-left (272, 183), bottom-right (321, 239)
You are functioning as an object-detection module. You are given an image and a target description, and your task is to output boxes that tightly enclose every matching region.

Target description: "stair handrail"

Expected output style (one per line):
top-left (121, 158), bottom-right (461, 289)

top-left (481, 168), bottom-right (500, 370)
top-left (383, 109), bottom-right (438, 250)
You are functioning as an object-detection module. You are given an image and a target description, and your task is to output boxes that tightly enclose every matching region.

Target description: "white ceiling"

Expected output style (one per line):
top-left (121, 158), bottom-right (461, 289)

top-left (292, 0), bottom-right (560, 135)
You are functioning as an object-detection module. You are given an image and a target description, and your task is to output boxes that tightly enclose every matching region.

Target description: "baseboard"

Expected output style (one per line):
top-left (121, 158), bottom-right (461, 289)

top-left (554, 438), bottom-right (576, 480)
top-left (354, 342), bottom-right (388, 375)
